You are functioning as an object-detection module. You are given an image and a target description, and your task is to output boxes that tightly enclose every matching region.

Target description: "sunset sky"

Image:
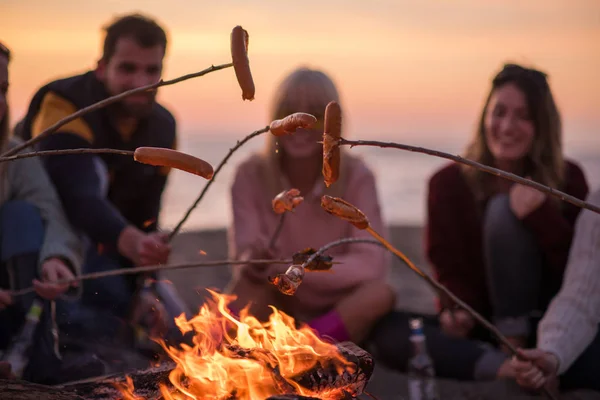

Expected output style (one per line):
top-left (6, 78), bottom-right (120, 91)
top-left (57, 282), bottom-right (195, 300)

top-left (2, 0), bottom-right (599, 149)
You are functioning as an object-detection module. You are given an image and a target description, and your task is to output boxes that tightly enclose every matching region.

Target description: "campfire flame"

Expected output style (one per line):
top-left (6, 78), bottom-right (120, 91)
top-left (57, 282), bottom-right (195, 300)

top-left (121, 290), bottom-right (355, 399)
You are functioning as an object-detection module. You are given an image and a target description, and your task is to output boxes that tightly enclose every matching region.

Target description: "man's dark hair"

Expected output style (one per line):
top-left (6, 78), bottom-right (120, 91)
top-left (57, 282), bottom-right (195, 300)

top-left (101, 13), bottom-right (168, 61)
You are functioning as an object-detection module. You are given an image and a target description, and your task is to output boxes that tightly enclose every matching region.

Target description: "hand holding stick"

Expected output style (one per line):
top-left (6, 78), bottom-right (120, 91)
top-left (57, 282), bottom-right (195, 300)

top-left (7, 258), bottom-right (294, 298)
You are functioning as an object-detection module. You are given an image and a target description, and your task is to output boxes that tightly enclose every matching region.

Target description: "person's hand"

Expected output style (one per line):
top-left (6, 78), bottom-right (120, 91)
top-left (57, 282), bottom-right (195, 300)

top-left (439, 308), bottom-right (475, 338)
top-left (118, 226), bottom-right (171, 266)
top-left (511, 349), bottom-right (559, 391)
top-left (136, 231), bottom-right (171, 266)
top-left (33, 258), bottom-right (78, 300)
top-left (509, 180), bottom-right (547, 219)
top-left (0, 289), bottom-right (12, 310)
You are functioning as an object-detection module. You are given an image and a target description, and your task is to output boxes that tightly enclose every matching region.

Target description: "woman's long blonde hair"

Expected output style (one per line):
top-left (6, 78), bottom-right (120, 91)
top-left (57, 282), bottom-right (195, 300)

top-left (259, 67), bottom-right (350, 198)
top-left (462, 63), bottom-right (564, 200)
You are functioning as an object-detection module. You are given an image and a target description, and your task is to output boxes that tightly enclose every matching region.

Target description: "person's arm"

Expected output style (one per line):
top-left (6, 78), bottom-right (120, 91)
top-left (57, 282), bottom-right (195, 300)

top-left (7, 140), bottom-right (84, 297)
top-left (521, 164), bottom-right (589, 275)
top-left (536, 189), bottom-right (600, 375)
top-left (30, 91), bottom-right (129, 248)
top-left (425, 168), bottom-right (484, 313)
top-left (296, 165), bottom-right (390, 302)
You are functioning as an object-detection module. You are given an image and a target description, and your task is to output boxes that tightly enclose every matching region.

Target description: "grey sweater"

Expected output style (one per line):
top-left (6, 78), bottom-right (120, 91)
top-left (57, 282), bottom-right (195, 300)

top-left (0, 137), bottom-right (83, 293)
top-left (538, 188), bottom-right (600, 374)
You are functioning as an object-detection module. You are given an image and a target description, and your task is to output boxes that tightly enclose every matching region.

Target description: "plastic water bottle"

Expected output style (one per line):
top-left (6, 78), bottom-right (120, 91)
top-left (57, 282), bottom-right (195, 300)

top-left (407, 317), bottom-right (439, 400)
top-left (2, 298), bottom-right (43, 378)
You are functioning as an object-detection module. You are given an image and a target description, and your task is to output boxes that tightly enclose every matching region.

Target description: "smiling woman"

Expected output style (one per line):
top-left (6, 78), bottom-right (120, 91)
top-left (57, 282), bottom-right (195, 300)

top-left (368, 61), bottom-right (591, 384)
top-left (427, 62), bottom-right (589, 346)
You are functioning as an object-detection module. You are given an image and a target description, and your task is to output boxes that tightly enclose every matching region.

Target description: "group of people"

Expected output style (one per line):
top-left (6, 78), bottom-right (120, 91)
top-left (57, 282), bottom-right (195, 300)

top-left (0, 11), bottom-right (597, 395)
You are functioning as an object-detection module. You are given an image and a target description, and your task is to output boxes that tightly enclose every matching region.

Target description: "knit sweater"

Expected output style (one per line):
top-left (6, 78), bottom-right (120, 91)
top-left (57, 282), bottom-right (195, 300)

top-left (0, 137), bottom-right (83, 288)
top-left (228, 153), bottom-right (390, 314)
top-left (538, 188), bottom-right (600, 375)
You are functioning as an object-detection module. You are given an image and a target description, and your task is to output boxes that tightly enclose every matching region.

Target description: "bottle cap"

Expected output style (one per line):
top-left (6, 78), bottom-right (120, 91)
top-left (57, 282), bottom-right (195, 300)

top-left (409, 317), bottom-right (424, 335)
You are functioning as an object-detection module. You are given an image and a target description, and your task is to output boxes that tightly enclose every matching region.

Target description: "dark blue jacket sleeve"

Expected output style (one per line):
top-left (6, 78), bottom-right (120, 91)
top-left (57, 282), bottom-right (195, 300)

top-left (39, 133), bottom-right (128, 247)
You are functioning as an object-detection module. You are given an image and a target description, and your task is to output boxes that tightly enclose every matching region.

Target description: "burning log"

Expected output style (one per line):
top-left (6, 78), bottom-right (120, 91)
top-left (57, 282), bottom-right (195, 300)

top-left (291, 341), bottom-right (373, 398)
top-left (0, 341), bottom-right (373, 400)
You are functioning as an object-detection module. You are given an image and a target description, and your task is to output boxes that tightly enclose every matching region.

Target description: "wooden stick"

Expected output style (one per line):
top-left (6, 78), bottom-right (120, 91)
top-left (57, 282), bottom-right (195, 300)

top-left (300, 238), bottom-right (384, 271)
top-left (168, 126), bottom-right (269, 240)
top-left (0, 148), bottom-right (134, 163)
top-left (7, 258), bottom-right (292, 297)
top-left (268, 213), bottom-right (286, 250)
top-left (339, 138), bottom-right (600, 215)
top-left (1, 62), bottom-right (233, 158)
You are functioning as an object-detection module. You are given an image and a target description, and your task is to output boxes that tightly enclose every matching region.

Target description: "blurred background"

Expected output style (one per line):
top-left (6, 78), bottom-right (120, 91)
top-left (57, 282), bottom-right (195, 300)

top-left (2, 0), bottom-right (599, 232)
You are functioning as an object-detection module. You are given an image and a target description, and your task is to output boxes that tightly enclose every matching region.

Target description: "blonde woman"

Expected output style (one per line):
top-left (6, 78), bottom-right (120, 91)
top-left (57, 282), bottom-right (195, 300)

top-left (226, 67), bottom-right (395, 345)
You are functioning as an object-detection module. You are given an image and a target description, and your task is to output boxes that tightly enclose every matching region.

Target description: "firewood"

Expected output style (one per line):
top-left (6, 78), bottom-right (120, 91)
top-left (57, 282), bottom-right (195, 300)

top-left (292, 341), bottom-right (373, 397)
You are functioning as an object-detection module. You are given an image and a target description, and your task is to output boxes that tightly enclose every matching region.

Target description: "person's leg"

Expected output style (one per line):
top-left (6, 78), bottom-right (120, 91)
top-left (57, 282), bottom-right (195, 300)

top-left (154, 276), bottom-right (192, 342)
top-left (483, 194), bottom-right (544, 349)
top-left (0, 201), bottom-right (65, 383)
top-left (559, 327), bottom-right (600, 392)
top-left (367, 310), bottom-right (509, 381)
top-left (0, 201), bottom-right (45, 316)
top-left (79, 246), bottom-right (133, 317)
top-left (56, 247), bottom-right (133, 350)
top-left (306, 281), bottom-right (396, 344)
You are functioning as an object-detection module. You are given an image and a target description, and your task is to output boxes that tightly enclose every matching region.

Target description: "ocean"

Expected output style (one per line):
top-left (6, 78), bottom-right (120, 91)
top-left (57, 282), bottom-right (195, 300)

top-left (159, 134), bottom-right (600, 232)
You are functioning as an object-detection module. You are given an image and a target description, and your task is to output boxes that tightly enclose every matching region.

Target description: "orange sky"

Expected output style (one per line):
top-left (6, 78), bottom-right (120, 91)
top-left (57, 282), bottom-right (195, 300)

top-left (2, 0), bottom-right (599, 148)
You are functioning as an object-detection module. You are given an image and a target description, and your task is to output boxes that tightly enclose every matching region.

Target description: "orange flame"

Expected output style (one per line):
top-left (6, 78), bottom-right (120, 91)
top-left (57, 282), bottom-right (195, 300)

top-left (114, 376), bottom-right (144, 400)
top-left (121, 290), bottom-right (354, 399)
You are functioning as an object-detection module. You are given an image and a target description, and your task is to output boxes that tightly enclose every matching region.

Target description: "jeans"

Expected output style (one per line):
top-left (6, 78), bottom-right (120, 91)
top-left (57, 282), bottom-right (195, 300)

top-left (57, 239), bottom-right (191, 347)
top-left (368, 311), bottom-right (507, 381)
top-left (483, 194), bottom-right (554, 339)
top-left (0, 200), bottom-right (62, 384)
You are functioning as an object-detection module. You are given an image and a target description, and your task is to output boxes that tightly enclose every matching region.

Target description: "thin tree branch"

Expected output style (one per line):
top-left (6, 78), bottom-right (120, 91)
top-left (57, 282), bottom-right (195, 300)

top-left (0, 148), bottom-right (134, 163)
top-left (339, 138), bottom-right (600, 215)
top-left (1, 63), bottom-right (234, 158)
top-left (168, 126), bottom-right (269, 240)
top-left (7, 258), bottom-right (291, 297)
top-left (300, 238), bottom-right (384, 270)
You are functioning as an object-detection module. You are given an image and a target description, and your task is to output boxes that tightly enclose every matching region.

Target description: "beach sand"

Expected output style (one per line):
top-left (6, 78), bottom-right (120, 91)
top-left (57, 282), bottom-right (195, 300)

top-left (163, 226), bottom-right (598, 399)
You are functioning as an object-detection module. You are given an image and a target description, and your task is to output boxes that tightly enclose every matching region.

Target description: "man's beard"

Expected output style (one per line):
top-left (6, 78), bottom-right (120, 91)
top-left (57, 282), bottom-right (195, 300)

top-left (108, 90), bottom-right (157, 119)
